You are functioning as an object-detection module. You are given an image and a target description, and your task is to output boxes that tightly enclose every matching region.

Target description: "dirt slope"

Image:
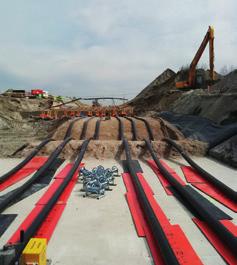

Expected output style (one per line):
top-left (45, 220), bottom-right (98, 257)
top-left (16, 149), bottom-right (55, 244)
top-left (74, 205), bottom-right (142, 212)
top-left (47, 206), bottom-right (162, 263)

top-left (129, 68), bottom-right (237, 124)
top-left (22, 116), bottom-right (207, 160)
top-left (171, 70), bottom-right (237, 124)
top-left (0, 96), bottom-right (61, 156)
top-left (211, 69), bottom-right (237, 93)
top-left (128, 69), bottom-right (184, 114)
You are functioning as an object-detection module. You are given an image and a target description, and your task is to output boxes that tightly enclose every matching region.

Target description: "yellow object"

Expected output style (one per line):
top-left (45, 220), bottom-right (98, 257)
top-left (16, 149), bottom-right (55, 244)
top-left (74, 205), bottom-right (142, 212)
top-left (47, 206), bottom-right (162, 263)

top-left (20, 238), bottom-right (47, 265)
top-left (209, 26), bottom-right (214, 39)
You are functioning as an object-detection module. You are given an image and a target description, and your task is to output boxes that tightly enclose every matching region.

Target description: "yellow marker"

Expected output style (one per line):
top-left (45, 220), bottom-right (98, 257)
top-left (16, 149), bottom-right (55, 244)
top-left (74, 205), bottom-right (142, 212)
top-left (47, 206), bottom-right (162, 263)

top-left (20, 238), bottom-right (47, 265)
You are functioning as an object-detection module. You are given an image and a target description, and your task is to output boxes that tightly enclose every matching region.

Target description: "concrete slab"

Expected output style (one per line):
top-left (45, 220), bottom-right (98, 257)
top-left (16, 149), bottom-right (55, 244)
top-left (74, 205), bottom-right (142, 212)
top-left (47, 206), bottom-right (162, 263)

top-left (0, 156), bottom-right (235, 265)
top-left (47, 159), bottom-right (152, 265)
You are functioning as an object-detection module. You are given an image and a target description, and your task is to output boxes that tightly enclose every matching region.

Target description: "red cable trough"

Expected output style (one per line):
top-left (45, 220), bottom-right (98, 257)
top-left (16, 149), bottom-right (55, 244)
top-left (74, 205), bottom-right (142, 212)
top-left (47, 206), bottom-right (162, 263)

top-left (8, 162), bottom-right (84, 244)
top-left (0, 156), bottom-right (48, 192)
top-left (147, 160), bottom-right (185, 195)
top-left (181, 166), bottom-right (237, 212)
top-left (147, 160), bottom-right (237, 264)
top-left (193, 218), bottom-right (237, 265)
top-left (122, 172), bottom-right (203, 265)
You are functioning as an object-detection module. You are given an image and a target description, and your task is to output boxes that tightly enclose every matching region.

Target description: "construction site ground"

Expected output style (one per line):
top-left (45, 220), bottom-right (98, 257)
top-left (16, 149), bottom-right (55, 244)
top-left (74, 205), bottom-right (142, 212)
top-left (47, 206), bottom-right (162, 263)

top-left (0, 156), bottom-right (236, 265)
top-left (0, 67), bottom-right (236, 265)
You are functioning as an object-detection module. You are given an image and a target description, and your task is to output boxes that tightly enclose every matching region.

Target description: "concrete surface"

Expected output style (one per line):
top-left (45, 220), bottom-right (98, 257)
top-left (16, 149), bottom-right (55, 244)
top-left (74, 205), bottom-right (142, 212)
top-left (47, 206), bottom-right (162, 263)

top-left (0, 156), bottom-right (236, 265)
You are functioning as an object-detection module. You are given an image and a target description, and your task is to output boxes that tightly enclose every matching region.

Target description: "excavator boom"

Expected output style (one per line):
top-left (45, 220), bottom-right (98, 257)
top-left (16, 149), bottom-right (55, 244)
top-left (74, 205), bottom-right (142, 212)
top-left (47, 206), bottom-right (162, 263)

top-left (176, 26), bottom-right (215, 89)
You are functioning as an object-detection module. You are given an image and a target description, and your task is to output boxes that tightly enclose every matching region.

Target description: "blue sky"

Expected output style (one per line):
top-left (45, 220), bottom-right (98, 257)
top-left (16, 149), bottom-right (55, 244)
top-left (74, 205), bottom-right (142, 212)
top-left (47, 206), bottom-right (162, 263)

top-left (0, 0), bottom-right (236, 98)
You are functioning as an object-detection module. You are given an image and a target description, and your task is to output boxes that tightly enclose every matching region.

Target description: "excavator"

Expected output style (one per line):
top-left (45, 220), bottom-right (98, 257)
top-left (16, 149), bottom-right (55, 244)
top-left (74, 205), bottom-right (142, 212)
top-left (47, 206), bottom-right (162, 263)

top-left (176, 26), bottom-right (215, 89)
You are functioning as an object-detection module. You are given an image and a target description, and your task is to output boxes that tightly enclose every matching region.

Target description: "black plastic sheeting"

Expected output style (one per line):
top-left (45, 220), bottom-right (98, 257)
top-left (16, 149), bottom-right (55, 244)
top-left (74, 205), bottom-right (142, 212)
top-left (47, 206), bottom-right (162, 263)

top-left (159, 112), bottom-right (237, 148)
top-left (209, 135), bottom-right (237, 168)
top-left (159, 111), bottom-right (237, 168)
top-left (0, 214), bottom-right (17, 236)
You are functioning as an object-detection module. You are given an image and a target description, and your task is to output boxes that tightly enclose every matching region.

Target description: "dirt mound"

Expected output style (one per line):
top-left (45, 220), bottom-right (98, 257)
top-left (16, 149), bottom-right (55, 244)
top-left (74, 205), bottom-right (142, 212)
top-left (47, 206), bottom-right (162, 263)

top-left (170, 88), bottom-right (237, 124)
top-left (0, 96), bottom-right (63, 157)
top-left (21, 139), bottom-right (207, 160)
top-left (211, 70), bottom-right (237, 93)
top-left (0, 96), bottom-right (52, 128)
top-left (0, 95), bottom-right (51, 113)
top-left (128, 68), bottom-right (230, 122)
top-left (52, 117), bottom-right (184, 141)
top-left (128, 69), bottom-right (182, 114)
top-left (131, 67), bottom-right (237, 124)
top-left (19, 116), bottom-right (207, 160)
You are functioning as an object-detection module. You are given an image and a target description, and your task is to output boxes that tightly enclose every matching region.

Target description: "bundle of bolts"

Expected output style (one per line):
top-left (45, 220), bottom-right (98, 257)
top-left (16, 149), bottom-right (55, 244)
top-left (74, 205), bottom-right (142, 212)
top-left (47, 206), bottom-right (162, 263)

top-left (79, 165), bottom-right (119, 199)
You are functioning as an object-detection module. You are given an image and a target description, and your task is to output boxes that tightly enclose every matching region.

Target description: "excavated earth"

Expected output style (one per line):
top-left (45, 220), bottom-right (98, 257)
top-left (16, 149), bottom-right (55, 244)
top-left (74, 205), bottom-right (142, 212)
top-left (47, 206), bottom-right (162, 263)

top-left (0, 96), bottom-right (63, 157)
top-left (21, 117), bottom-right (207, 160)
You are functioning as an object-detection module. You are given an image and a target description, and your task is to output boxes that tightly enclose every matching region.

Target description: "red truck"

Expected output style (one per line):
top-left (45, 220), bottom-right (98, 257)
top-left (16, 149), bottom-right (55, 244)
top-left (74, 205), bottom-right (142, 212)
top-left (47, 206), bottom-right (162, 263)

top-left (31, 89), bottom-right (44, 96)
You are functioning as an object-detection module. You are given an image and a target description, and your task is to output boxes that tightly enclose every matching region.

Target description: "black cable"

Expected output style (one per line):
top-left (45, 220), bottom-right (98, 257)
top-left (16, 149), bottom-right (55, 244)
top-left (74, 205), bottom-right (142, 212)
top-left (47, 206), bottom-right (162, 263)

top-left (123, 139), bottom-right (179, 265)
top-left (93, 118), bottom-right (101, 140)
top-left (145, 139), bottom-right (237, 255)
top-left (124, 117), bottom-right (138, 141)
top-left (0, 138), bottom-right (52, 184)
top-left (116, 116), bottom-right (124, 140)
top-left (134, 116), bottom-right (154, 141)
top-left (7, 139), bottom-right (91, 265)
top-left (0, 138), bottom-right (71, 213)
top-left (80, 117), bottom-right (94, 140)
top-left (164, 138), bottom-right (237, 201)
top-left (64, 117), bottom-right (84, 140)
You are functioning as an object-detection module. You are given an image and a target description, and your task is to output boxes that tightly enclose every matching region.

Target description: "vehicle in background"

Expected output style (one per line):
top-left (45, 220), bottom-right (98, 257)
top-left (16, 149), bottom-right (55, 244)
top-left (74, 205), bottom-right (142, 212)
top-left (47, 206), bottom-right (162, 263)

top-left (2, 89), bottom-right (26, 98)
top-left (1, 89), bottom-right (49, 99)
top-left (31, 89), bottom-right (49, 98)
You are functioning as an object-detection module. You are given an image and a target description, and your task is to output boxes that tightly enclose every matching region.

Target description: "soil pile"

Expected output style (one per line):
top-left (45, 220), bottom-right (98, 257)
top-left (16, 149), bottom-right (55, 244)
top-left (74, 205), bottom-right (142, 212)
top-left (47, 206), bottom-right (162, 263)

top-left (128, 68), bottom-right (217, 115)
top-left (52, 117), bottom-right (184, 141)
top-left (129, 67), bottom-right (236, 124)
top-left (21, 116), bottom-right (207, 160)
top-left (129, 69), bottom-right (184, 114)
top-left (211, 70), bottom-right (237, 93)
top-left (21, 139), bottom-right (207, 160)
top-left (171, 70), bottom-right (237, 124)
top-left (0, 96), bottom-right (51, 128)
top-left (0, 96), bottom-right (61, 157)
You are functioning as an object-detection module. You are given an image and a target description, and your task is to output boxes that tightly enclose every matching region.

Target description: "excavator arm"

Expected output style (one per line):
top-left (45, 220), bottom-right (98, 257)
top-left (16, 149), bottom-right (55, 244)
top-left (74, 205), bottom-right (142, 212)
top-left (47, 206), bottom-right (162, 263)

top-left (176, 26), bottom-right (215, 89)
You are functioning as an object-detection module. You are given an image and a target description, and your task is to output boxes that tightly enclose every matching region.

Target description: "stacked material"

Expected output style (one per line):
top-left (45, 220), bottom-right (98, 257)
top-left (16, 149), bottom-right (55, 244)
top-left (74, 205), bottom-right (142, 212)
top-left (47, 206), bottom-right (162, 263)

top-left (79, 165), bottom-right (119, 199)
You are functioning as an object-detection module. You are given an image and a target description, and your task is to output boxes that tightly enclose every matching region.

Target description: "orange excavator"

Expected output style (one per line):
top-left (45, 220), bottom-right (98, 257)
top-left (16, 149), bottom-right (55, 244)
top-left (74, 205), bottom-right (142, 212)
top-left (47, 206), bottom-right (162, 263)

top-left (176, 26), bottom-right (215, 89)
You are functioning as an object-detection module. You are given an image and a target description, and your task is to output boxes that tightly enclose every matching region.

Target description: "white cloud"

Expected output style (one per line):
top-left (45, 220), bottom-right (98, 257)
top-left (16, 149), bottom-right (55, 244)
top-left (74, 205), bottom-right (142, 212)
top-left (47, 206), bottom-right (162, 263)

top-left (0, 0), bottom-right (236, 98)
